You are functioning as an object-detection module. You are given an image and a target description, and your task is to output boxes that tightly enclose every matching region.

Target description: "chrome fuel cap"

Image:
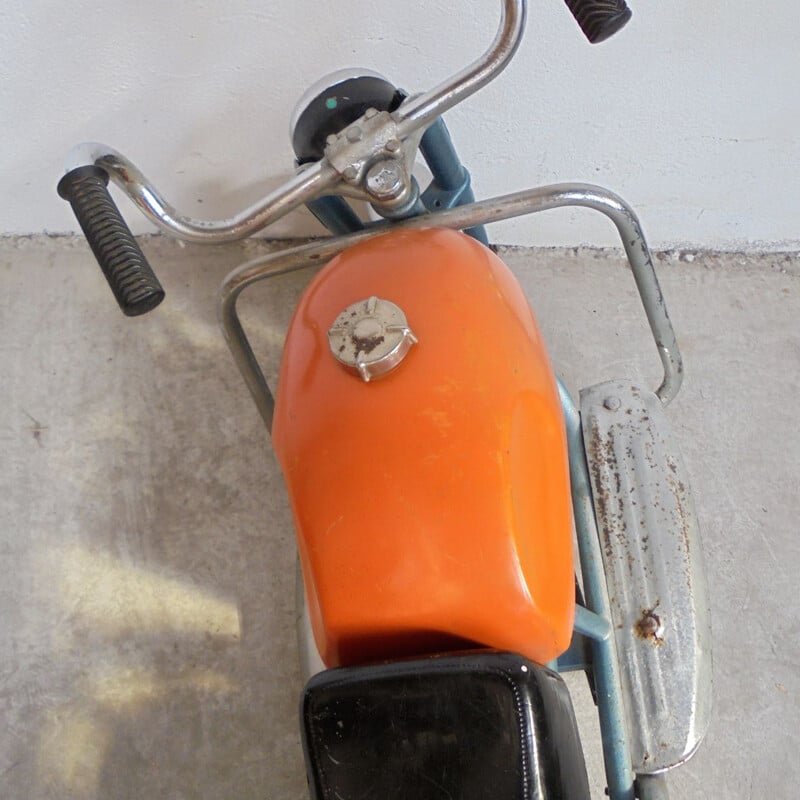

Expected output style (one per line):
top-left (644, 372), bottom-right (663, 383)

top-left (328, 296), bottom-right (417, 382)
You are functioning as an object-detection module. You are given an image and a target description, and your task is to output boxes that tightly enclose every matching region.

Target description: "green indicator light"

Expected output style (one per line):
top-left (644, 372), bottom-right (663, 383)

top-left (325, 97), bottom-right (338, 110)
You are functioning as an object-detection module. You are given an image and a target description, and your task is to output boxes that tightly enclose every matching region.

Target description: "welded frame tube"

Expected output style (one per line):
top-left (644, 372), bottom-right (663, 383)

top-left (559, 379), bottom-right (636, 800)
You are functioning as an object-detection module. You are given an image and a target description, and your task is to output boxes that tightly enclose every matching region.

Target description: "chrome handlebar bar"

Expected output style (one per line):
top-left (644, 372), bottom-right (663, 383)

top-left (64, 143), bottom-right (341, 244)
top-left (62, 0), bottom-right (526, 244)
top-left (396, 0), bottom-right (525, 133)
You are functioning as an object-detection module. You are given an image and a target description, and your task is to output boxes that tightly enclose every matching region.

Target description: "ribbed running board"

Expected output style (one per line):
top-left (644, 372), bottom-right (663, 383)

top-left (581, 381), bottom-right (711, 773)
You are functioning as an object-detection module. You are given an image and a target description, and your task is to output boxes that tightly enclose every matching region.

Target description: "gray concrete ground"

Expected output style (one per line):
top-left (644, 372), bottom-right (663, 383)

top-left (1, 236), bottom-right (798, 799)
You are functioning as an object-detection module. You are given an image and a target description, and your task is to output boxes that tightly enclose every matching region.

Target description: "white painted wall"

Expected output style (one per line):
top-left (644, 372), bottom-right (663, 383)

top-left (2, 0), bottom-right (798, 248)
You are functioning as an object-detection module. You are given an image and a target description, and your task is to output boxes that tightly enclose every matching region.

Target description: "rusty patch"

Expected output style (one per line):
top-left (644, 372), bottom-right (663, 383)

top-left (635, 608), bottom-right (665, 646)
top-left (586, 418), bottom-right (620, 560)
top-left (667, 458), bottom-right (678, 474)
top-left (352, 334), bottom-right (385, 355)
top-left (666, 470), bottom-right (694, 594)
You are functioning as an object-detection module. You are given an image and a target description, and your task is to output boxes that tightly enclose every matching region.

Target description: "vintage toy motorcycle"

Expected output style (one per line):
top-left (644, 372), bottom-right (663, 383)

top-left (57, 1), bottom-right (711, 797)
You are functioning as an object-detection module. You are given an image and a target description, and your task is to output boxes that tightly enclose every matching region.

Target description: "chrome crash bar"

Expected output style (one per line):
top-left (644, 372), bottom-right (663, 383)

top-left (218, 182), bottom-right (683, 434)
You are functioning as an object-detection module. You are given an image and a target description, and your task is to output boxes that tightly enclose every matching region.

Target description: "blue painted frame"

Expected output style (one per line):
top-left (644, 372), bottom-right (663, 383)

top-left (558, 378), bottom-right (636, 800)
top-left (304, 117), bottom-right (489, 243)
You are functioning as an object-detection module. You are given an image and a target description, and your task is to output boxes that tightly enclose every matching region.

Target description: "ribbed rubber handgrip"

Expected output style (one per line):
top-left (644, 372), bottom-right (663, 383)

top-left (57, 165), bottom-right (165, 316)
top-left (564, 0), bottom-right (632, 43)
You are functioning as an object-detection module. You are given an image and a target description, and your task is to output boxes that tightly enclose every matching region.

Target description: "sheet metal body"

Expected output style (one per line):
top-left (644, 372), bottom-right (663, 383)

top-left (581, 381), bottom-right (712, 773)
top-left (274, 228), bottom-right (575, 668)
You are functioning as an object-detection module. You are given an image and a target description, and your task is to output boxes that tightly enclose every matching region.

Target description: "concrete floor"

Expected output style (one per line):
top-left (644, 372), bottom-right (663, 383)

top-left (1, 236), bottom-right (798, 799)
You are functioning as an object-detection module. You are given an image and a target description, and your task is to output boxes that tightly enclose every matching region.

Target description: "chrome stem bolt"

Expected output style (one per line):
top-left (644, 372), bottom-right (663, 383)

top-left (365, 159), bottom-right (405, 200)
top-left (328, 296), bottom-right (418, 382)
top-left (385, 138), bottom-right (401, 153)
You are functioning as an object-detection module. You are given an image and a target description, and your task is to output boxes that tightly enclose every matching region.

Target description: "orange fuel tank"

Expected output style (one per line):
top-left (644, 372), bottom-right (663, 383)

top-left (273, 228), bottom-right (574, 667)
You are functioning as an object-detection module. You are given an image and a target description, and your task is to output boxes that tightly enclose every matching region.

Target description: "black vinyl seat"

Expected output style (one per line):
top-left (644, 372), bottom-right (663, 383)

top-left (301, 650), bottom-right (590, 800)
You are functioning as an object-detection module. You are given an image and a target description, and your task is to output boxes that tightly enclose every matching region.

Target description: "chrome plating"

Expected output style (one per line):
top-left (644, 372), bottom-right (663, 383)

top-left (365, 159), bottom-right (407, 201)
top-left (396, 0), bottom-right (526, 134)
top-left (63, 143), bottom-right (340, 244)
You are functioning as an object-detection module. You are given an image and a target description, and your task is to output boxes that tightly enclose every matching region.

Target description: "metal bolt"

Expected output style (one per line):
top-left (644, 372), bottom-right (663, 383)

top-left (638, 613), bottom-right (661, 636)
top-left (325, 134), bottom-right (338, 147)
top-left (365, 160), bottom-right (405, 200)
top-left (346, 125), bottom-right (363, 143)
top-left (635, 610), bottom-right (664, 645)
top-left (385, 138), bottom-right (401, 153)
top-left (342, 165), bottom-right (359, 182)
top-left (364, 107), bottom-right (379, 119)
top-left (604, 396), bottom-right (621, 411)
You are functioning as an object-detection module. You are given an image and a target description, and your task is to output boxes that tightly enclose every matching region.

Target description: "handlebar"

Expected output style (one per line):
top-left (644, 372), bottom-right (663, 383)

top-left (58, 0), bottom-right (631, 313)
top-left (565, 0), bottom-right (632, 44)
top-left (62, 1), bottom-right (528, 243)
top-left (57, 165), bottom-right (165, 316)
top-left (397, 0), bottom-right (525, 134)
top-left (62, 144), bottom-right (340, 244)
top-left (564, 0), bottom-right (632, 44)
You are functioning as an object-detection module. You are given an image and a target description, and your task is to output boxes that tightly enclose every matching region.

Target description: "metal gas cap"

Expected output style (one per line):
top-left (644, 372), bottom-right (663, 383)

top-left (328, 296), bottom-right (417, 382)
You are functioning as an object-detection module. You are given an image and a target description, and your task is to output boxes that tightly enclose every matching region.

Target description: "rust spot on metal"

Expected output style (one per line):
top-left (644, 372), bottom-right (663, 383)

top-left (587, 418), bottom-right (620, 560)
top-left (635, 607), bottom-right (665, 646)
top-left (352, 334), bottom-right (385, 355)
top-left (666, 471), bottom-right (694, 594)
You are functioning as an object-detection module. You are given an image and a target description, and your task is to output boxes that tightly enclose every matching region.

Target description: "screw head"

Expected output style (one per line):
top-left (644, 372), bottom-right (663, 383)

top-left (385, 138), bottom-right (401, 153)
top-left (365, 160), bottom-right (405, 200)
top-left (604, 396), bottom-right (622, 411)
top-left (325, 133), bottom-right (338, 147)
top-left (346, 125), bottom-right (363, 143)
top-left (364, 107), bottom-right (379, 119)
top-left (342, 165), bottom-right (359, 182)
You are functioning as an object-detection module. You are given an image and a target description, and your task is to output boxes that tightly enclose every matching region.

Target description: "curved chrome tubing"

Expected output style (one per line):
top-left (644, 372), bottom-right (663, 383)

top-left (397, 0), bottom-right (526, 134)
top-left (61, 0), bottom-right (525, 243)
top-left (218, 182), bottom-right (683, 435)
top-left (64, 143), bottom-right (341, 244)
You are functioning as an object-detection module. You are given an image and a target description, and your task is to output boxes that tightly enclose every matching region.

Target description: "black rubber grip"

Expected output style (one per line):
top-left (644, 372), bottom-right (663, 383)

top-left (57, 166), bottom-right (165, 316)
top-left (564, 0), bottom-right (632, 43)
